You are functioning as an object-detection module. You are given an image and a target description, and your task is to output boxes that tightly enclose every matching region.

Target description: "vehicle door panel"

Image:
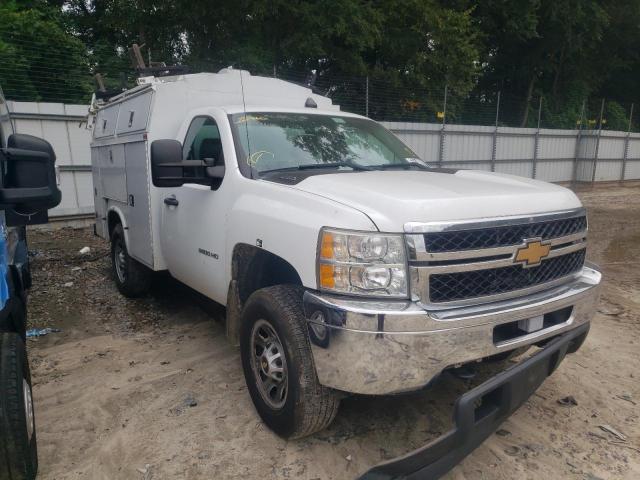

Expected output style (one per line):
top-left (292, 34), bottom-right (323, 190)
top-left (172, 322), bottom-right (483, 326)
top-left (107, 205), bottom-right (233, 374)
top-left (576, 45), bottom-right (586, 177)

top-left (159, 113), bottom-right (229, 304)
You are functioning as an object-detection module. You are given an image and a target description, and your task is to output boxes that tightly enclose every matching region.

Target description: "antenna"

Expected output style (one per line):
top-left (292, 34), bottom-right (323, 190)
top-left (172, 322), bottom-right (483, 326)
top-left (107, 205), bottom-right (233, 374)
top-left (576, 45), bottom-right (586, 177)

top-left (239, 70), bottom-right (254, 179)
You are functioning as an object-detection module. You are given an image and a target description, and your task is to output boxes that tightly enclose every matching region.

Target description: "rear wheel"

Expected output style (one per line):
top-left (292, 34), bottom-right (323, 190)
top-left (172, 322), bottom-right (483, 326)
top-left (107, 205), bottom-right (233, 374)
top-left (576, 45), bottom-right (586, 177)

top-left (240, 285), bottom-right (340, 439)
top-left (0, 332), bottom-right (37, 480)
top-left (110, 224), bottom-right (151, 298)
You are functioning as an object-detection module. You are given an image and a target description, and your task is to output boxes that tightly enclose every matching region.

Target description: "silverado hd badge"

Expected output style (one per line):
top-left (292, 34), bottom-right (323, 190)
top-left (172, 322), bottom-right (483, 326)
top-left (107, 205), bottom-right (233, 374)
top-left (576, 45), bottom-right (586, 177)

top-left (514, 238), bottom-right (551, 268)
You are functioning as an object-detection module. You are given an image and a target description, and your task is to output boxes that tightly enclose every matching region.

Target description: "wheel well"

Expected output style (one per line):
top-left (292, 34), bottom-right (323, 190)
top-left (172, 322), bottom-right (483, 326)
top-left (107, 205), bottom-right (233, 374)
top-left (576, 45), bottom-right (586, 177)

top-left (233, 244), bottom-right (302, 305)
top-left (107, 211), bottom-right (121, 238)
top-left (225, 244), bottom-right (303, 345)
top-left (0, 267), bottom-right (27, 339)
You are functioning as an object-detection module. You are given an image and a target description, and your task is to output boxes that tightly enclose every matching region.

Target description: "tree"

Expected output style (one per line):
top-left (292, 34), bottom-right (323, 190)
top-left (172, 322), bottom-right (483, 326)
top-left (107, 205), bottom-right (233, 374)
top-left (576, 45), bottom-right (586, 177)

top-left (3, 0), bottom-right (640, 129)
top-left (469, 0), bottom-right (611, 127)
top-left (0, 1), bottom-right (92, 103)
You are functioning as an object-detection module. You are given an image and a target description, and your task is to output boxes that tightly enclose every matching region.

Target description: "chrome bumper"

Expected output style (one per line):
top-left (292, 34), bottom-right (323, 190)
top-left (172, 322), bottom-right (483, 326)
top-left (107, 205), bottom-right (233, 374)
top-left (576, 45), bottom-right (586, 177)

top-left (303, 263), bottom-right (602, 395)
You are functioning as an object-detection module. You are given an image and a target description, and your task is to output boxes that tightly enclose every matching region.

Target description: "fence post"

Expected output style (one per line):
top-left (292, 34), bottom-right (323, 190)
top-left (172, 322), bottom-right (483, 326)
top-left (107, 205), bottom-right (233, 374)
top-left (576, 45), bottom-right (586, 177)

top-left (438, 85), bottom-right (447, 167)
top-left (365, 76), bottom-right (369, 118)
top-left (590, 98), bottom-right (605, 183)
top-left (490, 91), bottom-right (501, 172)
top-left (621, 103), bottom-right (633, 182)
top-left (572, 100), bottom-right (586, 184)
top-left (532, 96), bottom-right (542, 179)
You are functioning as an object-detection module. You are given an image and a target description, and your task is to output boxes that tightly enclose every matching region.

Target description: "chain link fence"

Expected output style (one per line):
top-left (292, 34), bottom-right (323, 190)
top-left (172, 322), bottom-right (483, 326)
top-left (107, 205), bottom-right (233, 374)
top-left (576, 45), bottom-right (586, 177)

top-left (3, 26), bottom-right (640, 190)
top-left (0, 23), bottom-right (637, 133)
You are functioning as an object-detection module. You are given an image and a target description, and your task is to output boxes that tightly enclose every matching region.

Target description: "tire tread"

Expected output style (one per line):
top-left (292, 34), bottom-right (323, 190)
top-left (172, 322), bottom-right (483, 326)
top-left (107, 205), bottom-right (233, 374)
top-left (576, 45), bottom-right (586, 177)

top-left (110, 224), bottom-right (151, 298)
top-left (241, 285), bottom-right (340, 439)
top-left (0, 332), bottom-right (37, 480)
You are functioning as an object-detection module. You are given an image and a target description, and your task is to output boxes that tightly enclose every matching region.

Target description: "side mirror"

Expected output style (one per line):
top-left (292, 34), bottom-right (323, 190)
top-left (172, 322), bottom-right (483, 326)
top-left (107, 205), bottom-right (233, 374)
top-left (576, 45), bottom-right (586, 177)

top-left (150, 139), bottom-right (225, 188)
top-left (0, 134), bottom-right (62, 211)
top-left (206, 165), bottom-right (225, 179)
top-left (150, 139), bottom-right (185, 187)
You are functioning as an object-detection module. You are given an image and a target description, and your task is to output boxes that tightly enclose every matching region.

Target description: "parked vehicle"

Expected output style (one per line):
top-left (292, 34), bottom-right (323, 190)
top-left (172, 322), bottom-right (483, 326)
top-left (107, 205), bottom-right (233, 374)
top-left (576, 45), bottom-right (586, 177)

top-left (89, 69), bottom-right (601, 478)
top-left (0, 87), bottom-right (62, 480)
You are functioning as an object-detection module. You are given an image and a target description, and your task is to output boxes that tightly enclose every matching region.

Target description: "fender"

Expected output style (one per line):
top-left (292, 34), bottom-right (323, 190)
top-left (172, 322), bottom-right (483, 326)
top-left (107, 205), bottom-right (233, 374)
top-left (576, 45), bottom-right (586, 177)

top-left (225, 179), bottom-right (379, 291)
top-left (106, 204), bottom-right (130, 247)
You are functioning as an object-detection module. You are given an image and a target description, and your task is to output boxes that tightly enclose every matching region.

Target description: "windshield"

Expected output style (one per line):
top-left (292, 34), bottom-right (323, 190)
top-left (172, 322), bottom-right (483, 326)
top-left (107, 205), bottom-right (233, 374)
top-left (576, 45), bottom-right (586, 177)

top-left (228, 112), bottom-right (421, 176)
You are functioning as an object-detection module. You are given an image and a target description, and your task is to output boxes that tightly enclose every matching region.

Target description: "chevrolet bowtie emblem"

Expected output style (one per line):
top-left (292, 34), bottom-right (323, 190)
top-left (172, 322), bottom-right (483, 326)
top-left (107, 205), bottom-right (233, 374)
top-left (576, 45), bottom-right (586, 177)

top-left (514, 239), bottom-right (551, 268)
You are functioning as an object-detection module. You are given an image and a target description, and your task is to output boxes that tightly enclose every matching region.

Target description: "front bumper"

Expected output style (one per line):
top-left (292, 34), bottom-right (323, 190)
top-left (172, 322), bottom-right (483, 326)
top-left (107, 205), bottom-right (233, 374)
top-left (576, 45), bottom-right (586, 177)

top-left (357, 322), bottom-right (591, 479)
top-left (303, 263), bottom-right (601, 395)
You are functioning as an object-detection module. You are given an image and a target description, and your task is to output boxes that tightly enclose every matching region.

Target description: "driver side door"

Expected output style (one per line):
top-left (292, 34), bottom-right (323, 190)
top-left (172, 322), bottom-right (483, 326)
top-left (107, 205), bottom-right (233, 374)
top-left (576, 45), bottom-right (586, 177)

top-left (159, 114), bottom-right (229, 303)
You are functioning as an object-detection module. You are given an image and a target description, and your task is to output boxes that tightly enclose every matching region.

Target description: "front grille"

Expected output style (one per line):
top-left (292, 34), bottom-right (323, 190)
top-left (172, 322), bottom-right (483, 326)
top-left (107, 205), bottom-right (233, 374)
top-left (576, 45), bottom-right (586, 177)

top-left (424, 216), bottom-right (587, 253)
top-left (429, 249), bottom-right (586, 303)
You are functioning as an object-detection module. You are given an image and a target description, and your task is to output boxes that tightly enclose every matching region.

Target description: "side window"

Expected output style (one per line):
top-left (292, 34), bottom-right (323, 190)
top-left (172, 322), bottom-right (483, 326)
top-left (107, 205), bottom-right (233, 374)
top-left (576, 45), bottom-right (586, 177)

top-left (183, 117), bottom-right (224, 166)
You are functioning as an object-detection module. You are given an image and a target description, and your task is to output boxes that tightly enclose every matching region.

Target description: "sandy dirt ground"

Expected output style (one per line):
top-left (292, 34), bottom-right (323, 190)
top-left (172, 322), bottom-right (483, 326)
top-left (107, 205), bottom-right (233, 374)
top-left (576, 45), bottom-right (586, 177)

top-left (25, 182), bottom-right (639, 480)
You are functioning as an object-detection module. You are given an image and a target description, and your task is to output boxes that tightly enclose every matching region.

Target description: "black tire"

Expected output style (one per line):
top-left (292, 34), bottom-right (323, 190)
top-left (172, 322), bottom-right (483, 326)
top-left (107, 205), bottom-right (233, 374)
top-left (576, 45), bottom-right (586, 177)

top-left (240, 285), bottom-right (340, 439)
top-left (10, 298), bottom-right (27, 344)
top-left (0, 298), bottom-right (26, 344)
top-left (0, 332), bottom-right (37, 480)
top-left (110, 224), bottom-right (151, 298)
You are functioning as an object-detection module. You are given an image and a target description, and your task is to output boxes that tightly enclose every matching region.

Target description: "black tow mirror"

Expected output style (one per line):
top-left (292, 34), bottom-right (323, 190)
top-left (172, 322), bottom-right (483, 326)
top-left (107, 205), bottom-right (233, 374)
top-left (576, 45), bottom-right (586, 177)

top-left (206, 165), bottom-right (225, 179)
top-left (0, 134), bottom-right (62, 211)
top-left (150, 139), bottom-right (185, 187)
top-left (150, 139), bottom-right (225, 188)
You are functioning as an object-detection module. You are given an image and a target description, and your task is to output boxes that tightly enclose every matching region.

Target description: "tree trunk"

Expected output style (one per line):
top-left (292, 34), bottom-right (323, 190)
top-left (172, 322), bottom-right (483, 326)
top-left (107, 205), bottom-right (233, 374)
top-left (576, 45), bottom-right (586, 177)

top-left (552, 45), bottom-right (566, 99)
top-left (521, 74), bottom-right (536, 127)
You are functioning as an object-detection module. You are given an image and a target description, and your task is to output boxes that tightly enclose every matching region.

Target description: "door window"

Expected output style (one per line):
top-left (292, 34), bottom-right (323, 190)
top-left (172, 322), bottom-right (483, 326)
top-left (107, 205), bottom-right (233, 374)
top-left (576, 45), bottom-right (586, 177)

top-left (182, 116), bottom-right (225, 189)
top-left (183, 117), bottom-right (224, 166)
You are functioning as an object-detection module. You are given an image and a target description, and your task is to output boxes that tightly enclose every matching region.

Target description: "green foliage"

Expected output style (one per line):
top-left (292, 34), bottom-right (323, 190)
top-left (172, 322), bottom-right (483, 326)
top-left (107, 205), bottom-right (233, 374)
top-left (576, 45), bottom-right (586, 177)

top-left (0, 1), bottom-right (92, 103)
top-left (1, 0), bottom-right (640, 131)
top-left (603, 101), bottom-right (630, 131)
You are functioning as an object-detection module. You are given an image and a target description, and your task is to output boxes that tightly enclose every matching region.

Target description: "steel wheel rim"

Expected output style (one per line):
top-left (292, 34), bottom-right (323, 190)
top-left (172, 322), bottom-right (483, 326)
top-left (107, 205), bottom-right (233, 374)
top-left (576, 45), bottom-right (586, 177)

top-left (23, 378), bottom-right (34, 442)
top-left (114, 239), bottom-right (127, 283)
top-left (250, 319), bottom-right (288, 409)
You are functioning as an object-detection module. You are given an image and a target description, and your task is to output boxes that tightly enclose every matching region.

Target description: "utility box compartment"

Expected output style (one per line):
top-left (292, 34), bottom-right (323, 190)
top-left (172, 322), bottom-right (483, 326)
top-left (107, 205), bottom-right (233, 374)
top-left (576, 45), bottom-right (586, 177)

top-left (116, 91), bottom-right (152, 136)
top-left (94, 104), bottom-right (119, 138)
top-left (99, 144), bottom-right (127, 203)
top-left (91, 84), bottom-right (155, 269)
top-left (124, 141), bottom-right (153, 266)
top-left (91, 147), bottom-right (107, 238)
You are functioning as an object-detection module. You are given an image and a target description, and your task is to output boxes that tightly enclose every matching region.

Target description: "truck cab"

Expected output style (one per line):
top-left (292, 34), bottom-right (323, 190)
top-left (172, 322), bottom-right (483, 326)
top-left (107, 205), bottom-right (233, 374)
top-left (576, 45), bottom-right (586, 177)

top-left (90, 69), bottom-right (601, 477)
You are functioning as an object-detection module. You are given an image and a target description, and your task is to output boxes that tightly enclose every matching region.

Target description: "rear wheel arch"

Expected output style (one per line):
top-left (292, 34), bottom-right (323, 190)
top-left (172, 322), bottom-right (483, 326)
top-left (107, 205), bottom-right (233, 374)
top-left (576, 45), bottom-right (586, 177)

top-left (106, 207), bottom-right (135, 266)
top-left (107, 209), bottom-right (121, 239)
top-left (110, 223), bottom-right (151, 298)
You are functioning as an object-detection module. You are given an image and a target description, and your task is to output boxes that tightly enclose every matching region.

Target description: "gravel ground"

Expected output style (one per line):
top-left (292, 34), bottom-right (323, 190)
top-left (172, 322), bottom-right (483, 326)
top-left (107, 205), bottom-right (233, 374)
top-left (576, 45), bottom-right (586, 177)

top-left (25, 182), bottom-right (640, 480)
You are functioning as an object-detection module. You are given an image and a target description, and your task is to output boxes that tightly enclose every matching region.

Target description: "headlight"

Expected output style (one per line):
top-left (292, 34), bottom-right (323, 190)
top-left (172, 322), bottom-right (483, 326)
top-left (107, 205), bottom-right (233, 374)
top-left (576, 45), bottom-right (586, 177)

top-left (317, 228), bottom-right (408, 297)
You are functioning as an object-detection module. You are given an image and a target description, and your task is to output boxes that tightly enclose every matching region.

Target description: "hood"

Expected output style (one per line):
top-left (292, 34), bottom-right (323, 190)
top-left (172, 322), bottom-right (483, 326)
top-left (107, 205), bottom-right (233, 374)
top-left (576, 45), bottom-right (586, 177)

top-left (289, 169), bottom-right (582, 232)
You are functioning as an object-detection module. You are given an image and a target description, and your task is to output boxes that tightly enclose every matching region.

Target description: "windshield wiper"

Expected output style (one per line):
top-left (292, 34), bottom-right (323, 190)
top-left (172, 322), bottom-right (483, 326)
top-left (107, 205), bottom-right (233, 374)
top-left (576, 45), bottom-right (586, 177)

top-left (367, 162), bottom-right (430, 171)
top-left (261, 161), bottom-right (372, 174)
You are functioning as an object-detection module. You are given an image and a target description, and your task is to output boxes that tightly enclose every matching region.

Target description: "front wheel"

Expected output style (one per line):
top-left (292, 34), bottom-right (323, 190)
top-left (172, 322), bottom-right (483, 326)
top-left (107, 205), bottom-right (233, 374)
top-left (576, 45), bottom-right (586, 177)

top-left (0, 332), bottom-right (38, 480)
top-left (110, 224), bottom-right (151, 298)
top-left (240, 285), bottom-right (340, 439)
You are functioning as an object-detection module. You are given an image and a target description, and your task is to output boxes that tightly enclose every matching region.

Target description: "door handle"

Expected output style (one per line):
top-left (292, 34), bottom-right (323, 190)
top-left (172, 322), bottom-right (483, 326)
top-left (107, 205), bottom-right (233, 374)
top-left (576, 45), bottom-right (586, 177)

top-left (164, 196), bottom-right (179, 206)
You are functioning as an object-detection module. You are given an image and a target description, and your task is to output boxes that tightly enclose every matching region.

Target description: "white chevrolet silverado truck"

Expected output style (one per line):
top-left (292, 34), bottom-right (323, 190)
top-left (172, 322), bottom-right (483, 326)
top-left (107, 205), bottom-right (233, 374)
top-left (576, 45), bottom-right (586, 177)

top-left (90, 69), bottom-right (601, 479)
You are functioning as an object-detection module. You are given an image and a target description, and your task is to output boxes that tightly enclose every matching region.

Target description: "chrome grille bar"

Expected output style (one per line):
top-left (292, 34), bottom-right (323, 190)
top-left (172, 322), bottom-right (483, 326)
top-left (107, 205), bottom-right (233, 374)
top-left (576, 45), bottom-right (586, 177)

top-left (406, 209), bottom-right (588, 308)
